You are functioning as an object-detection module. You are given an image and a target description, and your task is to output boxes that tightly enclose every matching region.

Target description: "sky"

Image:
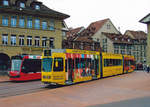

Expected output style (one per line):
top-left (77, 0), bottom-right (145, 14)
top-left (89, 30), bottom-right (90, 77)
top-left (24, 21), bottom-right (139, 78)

top-left (42, 0), bottom-right (150, 33)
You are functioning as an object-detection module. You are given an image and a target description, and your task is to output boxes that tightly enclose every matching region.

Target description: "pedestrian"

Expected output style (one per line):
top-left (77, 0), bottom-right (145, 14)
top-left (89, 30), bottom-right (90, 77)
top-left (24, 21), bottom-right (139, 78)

top-left (143, 63), bottom-right (146, 72)
top-left (147, 65), bottom-right (149, 73)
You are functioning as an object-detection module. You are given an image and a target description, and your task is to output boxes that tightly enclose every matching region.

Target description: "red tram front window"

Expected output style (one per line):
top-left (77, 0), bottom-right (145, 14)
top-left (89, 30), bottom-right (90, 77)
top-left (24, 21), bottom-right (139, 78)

top-left (11, 59), bottom-right (22, 71)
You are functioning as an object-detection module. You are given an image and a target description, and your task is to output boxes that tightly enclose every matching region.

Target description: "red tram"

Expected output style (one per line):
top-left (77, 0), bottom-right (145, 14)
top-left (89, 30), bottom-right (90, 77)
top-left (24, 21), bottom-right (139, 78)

top-left (124, 55), bottom-right (135, 73)
top-left (8, 55), bottom-right (41, 81)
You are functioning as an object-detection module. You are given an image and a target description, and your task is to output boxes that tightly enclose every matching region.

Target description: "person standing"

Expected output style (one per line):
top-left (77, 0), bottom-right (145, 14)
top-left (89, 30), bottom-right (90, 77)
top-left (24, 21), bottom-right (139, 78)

top-left (147, 65), bottom-right (150, 73)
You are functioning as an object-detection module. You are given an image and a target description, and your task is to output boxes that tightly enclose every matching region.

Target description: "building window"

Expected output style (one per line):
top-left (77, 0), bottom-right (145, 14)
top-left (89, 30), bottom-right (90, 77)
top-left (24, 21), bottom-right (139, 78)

top-left (19, 35), bottom-right (24, 46)
top-left (42, 37), bottom-right (47, 47)
top-left (114, 50), bottom-right (119, 54)
top-left (50, 20), bottom-right (55, 30)
top-left (62, 31), bottom-right (66, 37)
top-left (35, 19), bottom-right (40, 29)
top-left (2, 34), bottom-right (8, 45)
top-left (121, 50), bottom-right (125, 54)
top-left (20, 2), bottom-right (25, 8)
top-left (127, 51), bottom-right (131, 55)
top-left (120, 45), bottom-right (125, 49)
top-left (42, 21), bottom-right (47, 30)
top-left (114, 44), bottom-right (119, 49)
top-left (50, 37), bottom-right (54, 48)
top-left (80, 43), bottom-right (83, 50)
top-left (11, 16), bottom-right (17, 27)
top-left (27, 17), bottom-right (32, 28)
top-left (107, 24), bottom-right (111, 29)
top-left (2, 16), bottom-right (8, 26)
top-left (27, 36), bottom-right (32, 46)
top-left (11, 35), bottom-right (16, 46)
top-left (102, 38), bottom-right (107, 43)
top-left (19, 17), bottom-right (25, 28)
top-left (35, 36), bottom-right (40, 47)
top-left (35, 5), bottom-right (40, 10)
top-left (3, 0), bottom-right (9, 6)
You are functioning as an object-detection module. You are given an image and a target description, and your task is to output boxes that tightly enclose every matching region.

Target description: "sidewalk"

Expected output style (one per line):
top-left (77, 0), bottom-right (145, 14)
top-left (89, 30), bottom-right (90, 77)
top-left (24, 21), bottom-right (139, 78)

top-left (0, 76), bottom-right (9, 82)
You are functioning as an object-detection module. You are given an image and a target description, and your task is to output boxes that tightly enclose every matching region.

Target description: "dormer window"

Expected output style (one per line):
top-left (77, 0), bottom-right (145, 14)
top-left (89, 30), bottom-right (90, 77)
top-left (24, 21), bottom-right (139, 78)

top-left (128, 39), bottom-right (130, 42)
top-left (35, 5), bottom-right (40, 10)
top-left (107, 24), bottom-right (111, 29)
top-left (20, 2), bottom-right (25, 8)
top-left (3, 0), bottom-right (9, 6)
top-left (115, 38), bottom-right (118, 40)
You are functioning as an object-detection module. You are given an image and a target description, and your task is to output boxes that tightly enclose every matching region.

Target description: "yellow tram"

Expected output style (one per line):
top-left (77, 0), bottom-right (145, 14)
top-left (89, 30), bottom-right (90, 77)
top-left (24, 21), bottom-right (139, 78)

top-left (41, 49), bottom-right (135, 85)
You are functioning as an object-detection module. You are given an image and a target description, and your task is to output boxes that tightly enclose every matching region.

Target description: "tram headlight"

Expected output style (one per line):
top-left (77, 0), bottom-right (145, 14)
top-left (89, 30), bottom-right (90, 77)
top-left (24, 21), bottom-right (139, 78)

top-left (43, 75), bottom-right (51, 79)
top-left (47, 76), bottom-right (51, 79)
top-left (43, 76), bottom-right (46, 79)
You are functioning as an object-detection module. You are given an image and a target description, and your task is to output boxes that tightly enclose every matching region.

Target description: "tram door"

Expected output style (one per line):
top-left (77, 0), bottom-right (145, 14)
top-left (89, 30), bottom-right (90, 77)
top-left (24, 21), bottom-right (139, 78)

top-left (92, 55), bottom-right (99, 79)
top-left (52, 53), bottom-right (66, 85)
top-left (66, 53), bottom-right (74, 82)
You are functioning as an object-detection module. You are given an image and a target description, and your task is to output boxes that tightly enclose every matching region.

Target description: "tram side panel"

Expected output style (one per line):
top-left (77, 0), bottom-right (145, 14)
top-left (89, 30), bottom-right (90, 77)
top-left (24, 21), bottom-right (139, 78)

top-left (101, 53), bottom-right (123, 78)
top-left (65, 53), bottom-right (100, 84)
top-left (42, 50), bottom-right (101, 85)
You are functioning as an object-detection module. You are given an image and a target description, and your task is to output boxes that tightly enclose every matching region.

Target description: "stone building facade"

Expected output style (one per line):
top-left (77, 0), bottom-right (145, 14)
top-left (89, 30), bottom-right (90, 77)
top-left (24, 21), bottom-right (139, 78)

top-left (0, 0), bottom-right (69, 70)
top-left (84, 18), bottom-right (121, 53)
top-left (102, 32), bottom-right (133, 55)
top-left (125, 30), bottom-right (147, 64)
top-left (140, 14), bottom-right (150, 66)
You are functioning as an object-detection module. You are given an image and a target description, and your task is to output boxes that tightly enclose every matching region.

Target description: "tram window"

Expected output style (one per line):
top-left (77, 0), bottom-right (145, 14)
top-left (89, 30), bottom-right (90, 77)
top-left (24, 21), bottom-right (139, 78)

top-left (65, 59), bottom-right (67, 72)
top-left (130, 60), bottom-right (135, 65)
top-left (116, 59), bottom-right (122, 66)
top-left (68, 58), bottom-right (74, 70)
top-left (96, 59), bottom-right (99, 75)
top-left (81, 58), bottom-right (86, 69)
top-left (104, 59), bottom-right (122, 67)
top-left (109, 59), bottom-right (113, 66)
top-left (86, 58), bottom-right (91, 69)
top-left (22, 59), bottom-right (41, 73)
top-left (125, 60), bottom-right (129, 66)
top-left (91, 60), bottom-right (94, 69)
top-left (53, 58), bottom-right (63, 72)
top-left (75, 58), bottom-right (80, 69)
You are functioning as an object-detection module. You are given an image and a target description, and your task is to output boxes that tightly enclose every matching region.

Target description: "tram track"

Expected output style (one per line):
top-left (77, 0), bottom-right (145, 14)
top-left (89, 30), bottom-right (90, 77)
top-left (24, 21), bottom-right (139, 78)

top-left (0, 81), bottom-right (48, 98)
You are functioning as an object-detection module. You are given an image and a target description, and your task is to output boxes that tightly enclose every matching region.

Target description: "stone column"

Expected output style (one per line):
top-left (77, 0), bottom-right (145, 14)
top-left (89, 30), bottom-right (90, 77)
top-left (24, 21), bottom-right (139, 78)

top-left (146, 24), bottom-right (150, 65)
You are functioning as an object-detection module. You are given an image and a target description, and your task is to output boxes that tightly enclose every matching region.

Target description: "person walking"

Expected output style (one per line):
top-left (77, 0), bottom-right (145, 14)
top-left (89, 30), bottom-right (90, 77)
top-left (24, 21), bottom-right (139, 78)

top-left (147, 65), bottom-right (149, 73)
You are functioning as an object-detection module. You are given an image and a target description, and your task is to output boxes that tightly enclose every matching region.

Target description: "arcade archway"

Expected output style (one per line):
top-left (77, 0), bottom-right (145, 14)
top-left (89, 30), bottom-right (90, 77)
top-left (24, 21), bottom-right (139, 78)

top-left (0, 53), bottom-right (10, 71)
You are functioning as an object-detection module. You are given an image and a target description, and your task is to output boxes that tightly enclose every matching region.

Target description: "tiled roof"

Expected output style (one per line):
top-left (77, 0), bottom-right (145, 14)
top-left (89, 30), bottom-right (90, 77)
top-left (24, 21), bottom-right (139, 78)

top-left (0, 0), bottom-right (70, 19)
top-left (75, 36), bottom-right (93, 43)
top-left (85, 18), bottom-right (109, 35)
top-left (102, 32), bottom-right (132, 44)
top-left (67, 27), bottom-right (84, 38)
top-left (126, 30), bottom-right (147, 40)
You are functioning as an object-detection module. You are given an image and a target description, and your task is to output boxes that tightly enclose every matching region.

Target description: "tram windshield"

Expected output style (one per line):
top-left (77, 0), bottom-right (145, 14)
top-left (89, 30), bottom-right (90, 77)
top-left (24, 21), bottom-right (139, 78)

top-left (11, 59), bottom-right (22, 71)
top-left (42, 58), bottom-right (53, 72)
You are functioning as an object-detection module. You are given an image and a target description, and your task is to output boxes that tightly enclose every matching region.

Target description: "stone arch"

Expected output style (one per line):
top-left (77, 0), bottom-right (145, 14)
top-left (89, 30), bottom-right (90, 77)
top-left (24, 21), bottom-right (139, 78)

top-left (0, 53), bottom-right (11, 71)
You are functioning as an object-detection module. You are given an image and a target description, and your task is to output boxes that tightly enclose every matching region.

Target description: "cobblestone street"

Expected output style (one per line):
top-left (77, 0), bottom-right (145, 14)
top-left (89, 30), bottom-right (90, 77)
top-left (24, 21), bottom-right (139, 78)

top-left (0, 71), bottom-right (150, 107)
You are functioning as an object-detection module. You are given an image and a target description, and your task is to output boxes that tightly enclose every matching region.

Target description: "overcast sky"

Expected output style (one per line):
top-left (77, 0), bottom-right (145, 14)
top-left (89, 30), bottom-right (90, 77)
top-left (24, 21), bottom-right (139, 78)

top-left (42, 0), bottom-right (150, 33)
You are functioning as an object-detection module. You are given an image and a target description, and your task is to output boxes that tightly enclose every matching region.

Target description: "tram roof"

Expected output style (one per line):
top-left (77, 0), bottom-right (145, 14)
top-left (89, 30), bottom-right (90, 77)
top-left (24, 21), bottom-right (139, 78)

top-left (48, 49), bottom-right (100, 55)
